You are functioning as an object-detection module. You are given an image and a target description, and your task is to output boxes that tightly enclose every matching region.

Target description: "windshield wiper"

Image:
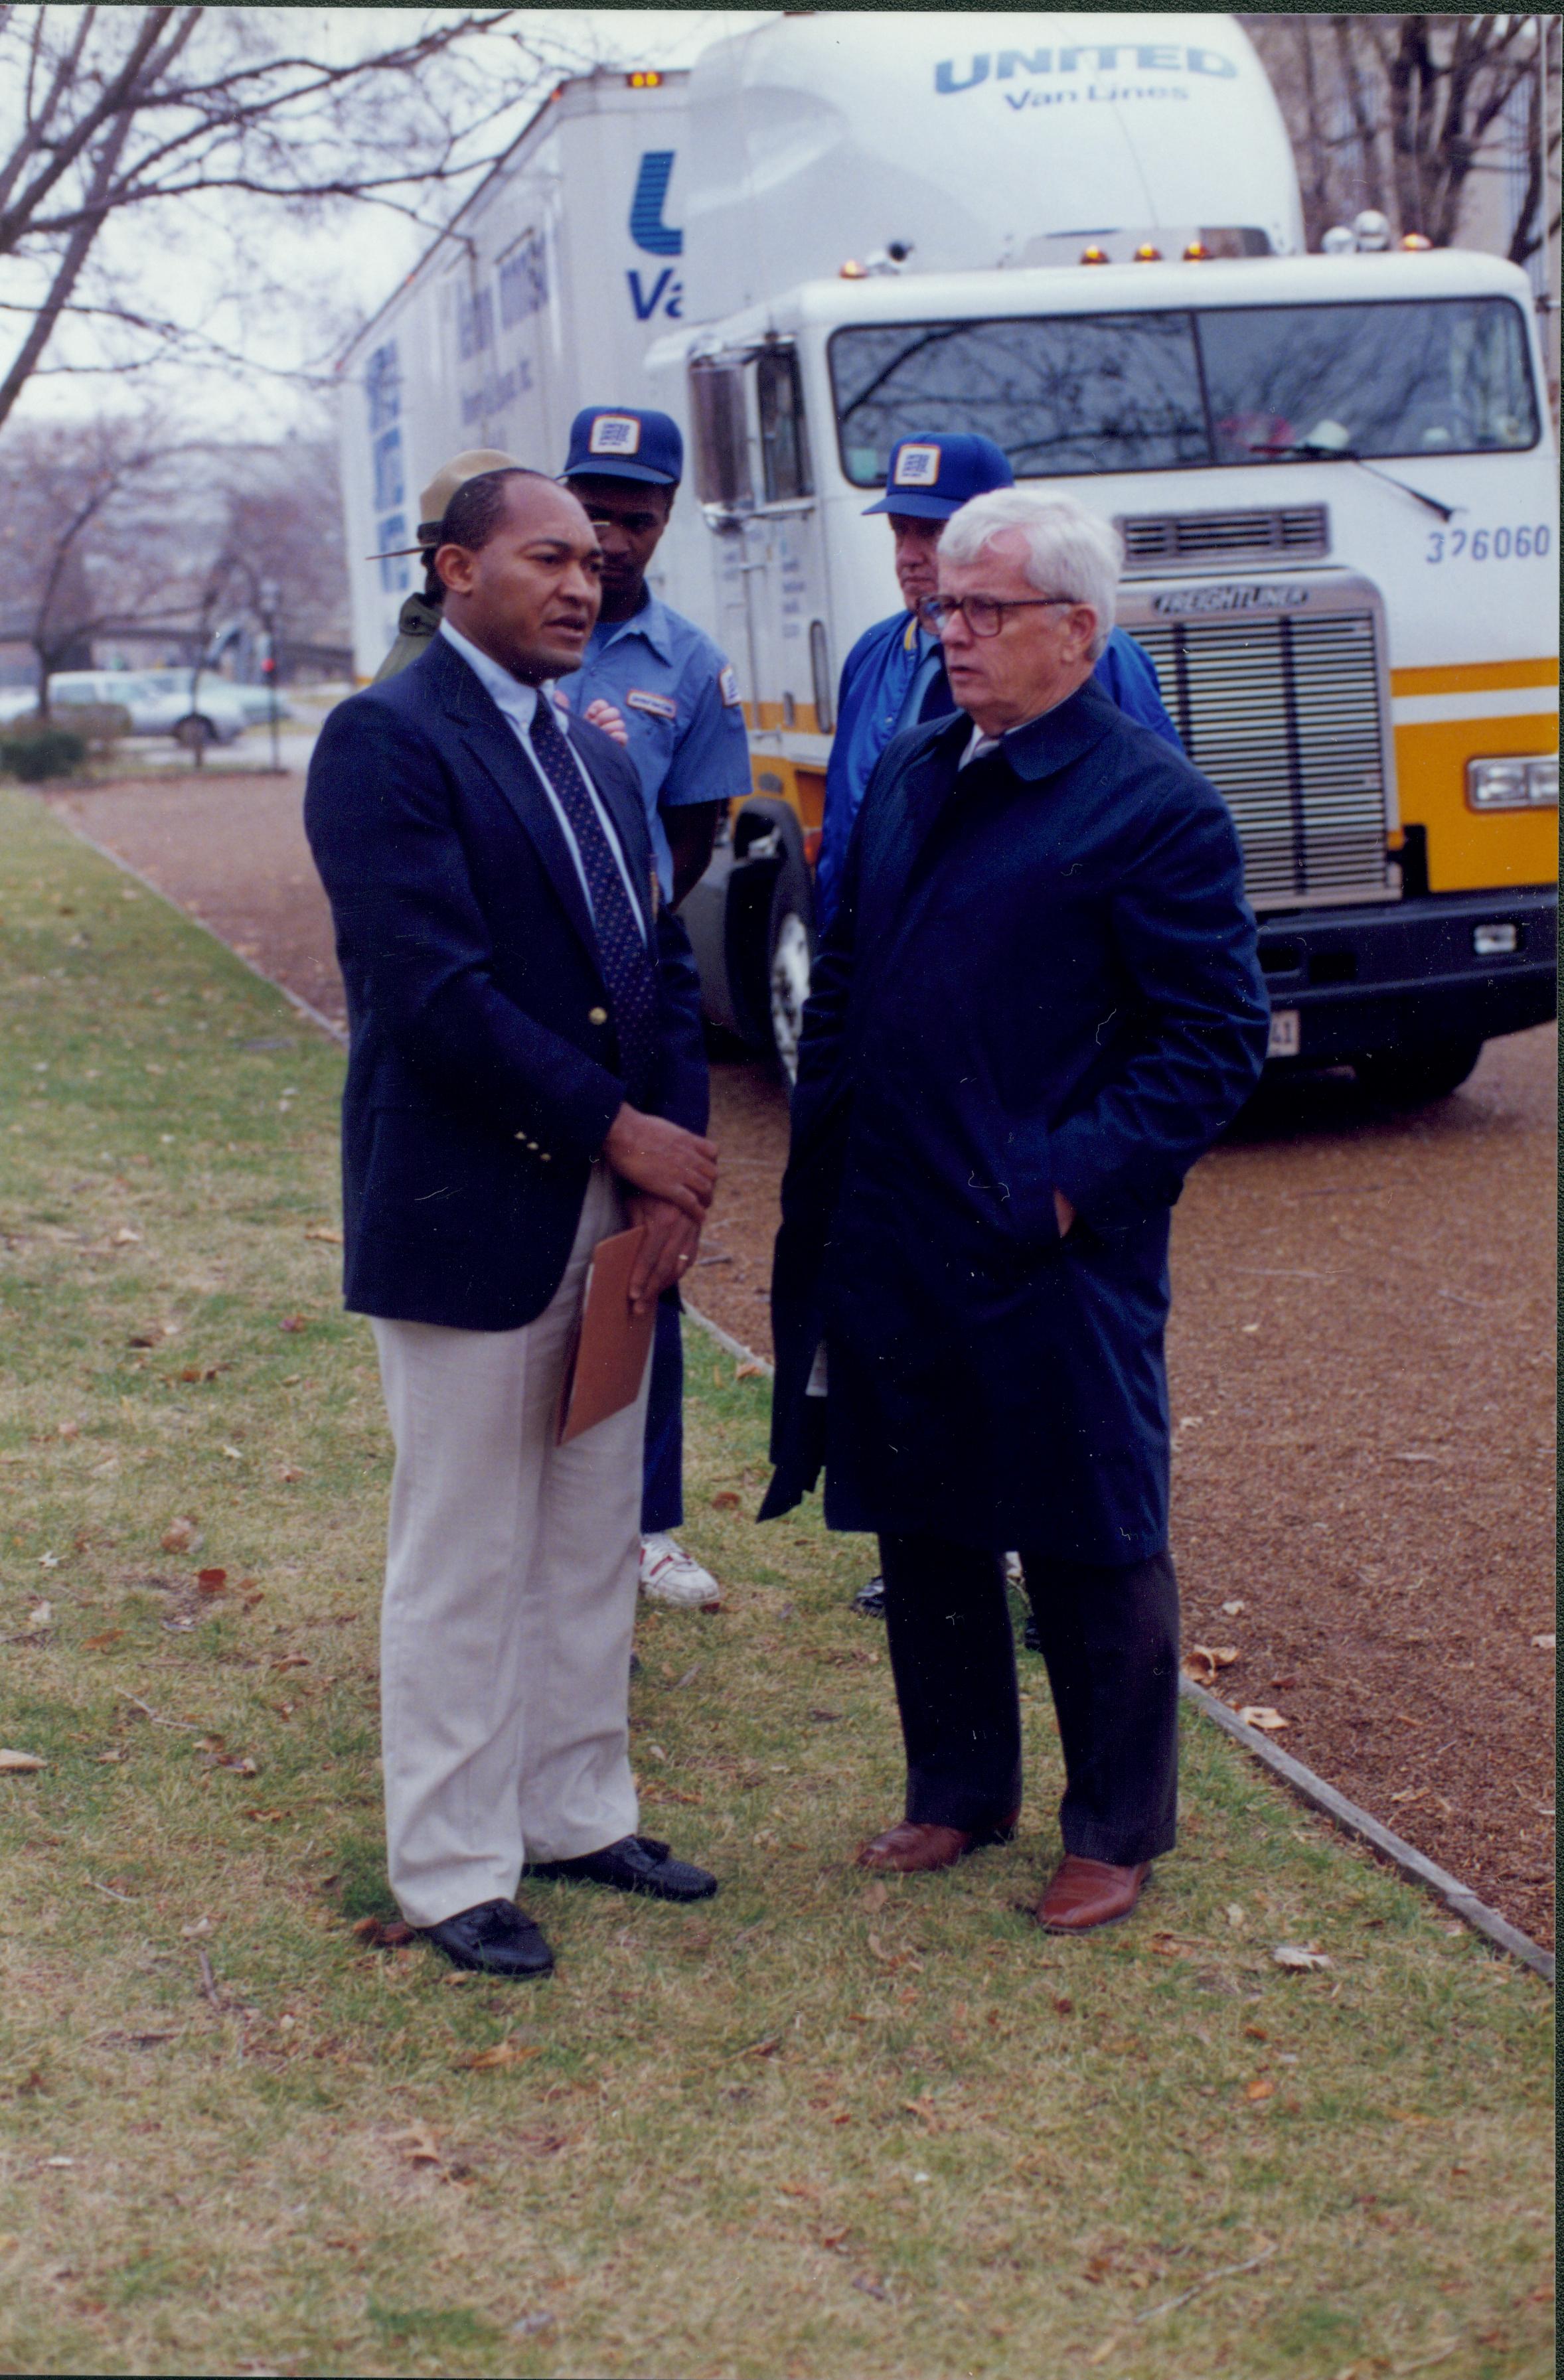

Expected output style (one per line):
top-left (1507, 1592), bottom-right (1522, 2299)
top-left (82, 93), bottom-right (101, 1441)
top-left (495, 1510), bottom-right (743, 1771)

top-left (1248, 441), bottom-right (1459, 522)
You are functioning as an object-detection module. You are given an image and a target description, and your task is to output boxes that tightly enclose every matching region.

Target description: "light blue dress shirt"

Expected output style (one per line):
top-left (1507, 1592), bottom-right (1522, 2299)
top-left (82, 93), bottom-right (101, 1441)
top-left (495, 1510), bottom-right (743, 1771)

top-left (439, 618), bottom-right (645, 941)
top-left (557, 589), bottom-right (751, 902)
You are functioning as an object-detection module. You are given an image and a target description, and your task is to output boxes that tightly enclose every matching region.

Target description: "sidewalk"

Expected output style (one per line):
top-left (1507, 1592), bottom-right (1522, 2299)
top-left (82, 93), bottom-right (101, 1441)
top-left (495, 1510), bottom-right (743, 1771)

top-left (0, 786), bottom-right (1551, 2380)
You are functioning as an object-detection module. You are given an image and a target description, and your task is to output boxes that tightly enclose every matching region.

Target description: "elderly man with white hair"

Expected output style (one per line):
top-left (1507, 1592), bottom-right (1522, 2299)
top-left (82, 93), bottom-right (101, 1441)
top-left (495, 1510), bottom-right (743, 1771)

top-left (760, 490), bottom-right (1270, 1936)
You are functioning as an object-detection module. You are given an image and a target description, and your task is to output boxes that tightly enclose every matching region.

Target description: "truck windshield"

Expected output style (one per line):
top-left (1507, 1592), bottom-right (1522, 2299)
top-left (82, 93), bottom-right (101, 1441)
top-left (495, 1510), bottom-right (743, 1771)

top-left (830, 296), bottom-right (1537, 484)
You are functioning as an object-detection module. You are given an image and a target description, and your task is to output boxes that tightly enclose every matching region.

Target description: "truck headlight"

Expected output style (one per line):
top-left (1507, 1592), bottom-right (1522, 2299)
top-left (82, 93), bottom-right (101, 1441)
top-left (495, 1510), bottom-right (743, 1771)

top-left (1466, 754), bottom-right (1559, 810)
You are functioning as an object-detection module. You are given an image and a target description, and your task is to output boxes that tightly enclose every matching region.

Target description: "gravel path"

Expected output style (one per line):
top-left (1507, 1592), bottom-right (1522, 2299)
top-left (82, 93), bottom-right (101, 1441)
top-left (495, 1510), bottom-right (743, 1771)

top-left (47, 770), bottom-right (1557, 1947)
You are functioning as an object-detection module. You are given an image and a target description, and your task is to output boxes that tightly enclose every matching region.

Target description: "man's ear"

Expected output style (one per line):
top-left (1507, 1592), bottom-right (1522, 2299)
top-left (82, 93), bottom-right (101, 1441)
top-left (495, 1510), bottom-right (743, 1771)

top-left (435, 541), bottom-right (476, 596)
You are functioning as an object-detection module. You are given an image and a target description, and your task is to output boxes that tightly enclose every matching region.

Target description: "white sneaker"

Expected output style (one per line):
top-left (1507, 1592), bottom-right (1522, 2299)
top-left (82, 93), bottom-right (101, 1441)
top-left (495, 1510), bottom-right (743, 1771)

top-left (639, 1534), bottom-right (719, 1607)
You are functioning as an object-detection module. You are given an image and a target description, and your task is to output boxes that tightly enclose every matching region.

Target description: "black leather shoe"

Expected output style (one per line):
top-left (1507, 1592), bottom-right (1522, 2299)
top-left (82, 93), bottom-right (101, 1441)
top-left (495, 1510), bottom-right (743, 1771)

top-left (526, 1834), bottom-right (718, 1901)
top-left (422, 1898), bottom-right (554, 1977)
top-left (850, 1574), bottom-right (887, 1619)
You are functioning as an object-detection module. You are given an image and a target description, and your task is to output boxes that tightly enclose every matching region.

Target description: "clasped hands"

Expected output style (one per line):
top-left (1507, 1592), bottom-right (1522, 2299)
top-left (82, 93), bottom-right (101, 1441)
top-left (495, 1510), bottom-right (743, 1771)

top-left (603, 1104), bottom-right (719, 1314)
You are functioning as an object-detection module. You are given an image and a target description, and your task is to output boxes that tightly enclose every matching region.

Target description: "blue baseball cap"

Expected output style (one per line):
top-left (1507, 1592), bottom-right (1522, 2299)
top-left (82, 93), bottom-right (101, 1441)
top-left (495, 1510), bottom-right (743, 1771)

top-left (863, 431), bottom-right (1014, 520)
top-left (563, 406), bottom-right (683, 487)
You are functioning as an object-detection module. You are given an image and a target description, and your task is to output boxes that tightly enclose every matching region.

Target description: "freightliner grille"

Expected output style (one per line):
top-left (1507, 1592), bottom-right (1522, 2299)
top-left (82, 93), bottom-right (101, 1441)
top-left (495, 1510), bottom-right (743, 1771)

top-left (1134, 610), bottom-right (1389, 909)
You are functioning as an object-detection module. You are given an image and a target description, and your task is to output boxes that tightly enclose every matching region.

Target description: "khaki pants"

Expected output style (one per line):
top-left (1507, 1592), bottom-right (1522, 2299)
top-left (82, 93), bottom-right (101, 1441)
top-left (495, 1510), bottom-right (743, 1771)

top-left (370, 1169), bottom-right (649, 1927)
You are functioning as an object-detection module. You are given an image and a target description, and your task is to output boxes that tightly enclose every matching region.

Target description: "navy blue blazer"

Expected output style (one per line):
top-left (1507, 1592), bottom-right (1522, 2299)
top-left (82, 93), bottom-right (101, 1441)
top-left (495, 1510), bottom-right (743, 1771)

top-left (303, 632), bottom-right (708, 1331)
top-left (760, 678), bottom-right (1269, 1562)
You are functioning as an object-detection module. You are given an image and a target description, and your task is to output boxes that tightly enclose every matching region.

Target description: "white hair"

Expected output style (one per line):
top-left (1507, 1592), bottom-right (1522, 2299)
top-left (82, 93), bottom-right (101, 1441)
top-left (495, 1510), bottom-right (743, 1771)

top-left (938, 490), bottom-right (1122, 660)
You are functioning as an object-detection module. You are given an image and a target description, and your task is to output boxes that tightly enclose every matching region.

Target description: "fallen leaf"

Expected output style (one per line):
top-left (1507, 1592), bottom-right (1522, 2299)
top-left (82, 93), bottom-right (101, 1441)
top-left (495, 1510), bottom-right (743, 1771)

top-left (83, 1630), bottom-right (123, 1651)
top-left (1239, 1706), bottom-right (1290, 1732)
top-left (861, 1881), bottom-right (888, 1913)
top-left (461, 2041), bottom-right (543, 2072)
top-left (1087, 2336), bottom-right (1123, 2367)
top-left (747, 2036), bottom-right (782, 2057)
top-left (1226, 1903), bottom-right (1247, 1928)
top-left (1531, 1633), bottom-right (1555, 1651)
top-left (94, 1749), bottom-right (125, 1763)
top-left (1220, 1598), bottom-right (1246, 1616)
top-left (303, 1227), bottom-right (343, 1245)
top-left (352, 1916), bottom-right (415, 1948)
top-left (278, 1315), bottom-right (309, 1333)
top-left (852, 2276), bottom-right (890, 2303)
top-left (160, 1517), bottom-right (199, 1553)
top-left (0, 1749), bottom-right (46, 1773)
top-left (196, 1568), bottom-right (227, 1595)
top-left (734, 1360), bottom-right (765, 1380)
top-left (395, 2126), bottom-right (444, 2167)
top-left (181, 1917), bottom-right (213, 1937)
top-left (242, 1807), bottom-right (285, 1824)
top-left (1050, 1994), bottom-right (1074, 2016)
top-left (28, 1600), bottom-right (53, 1626)
top-left (1272, 1943), bottom-right (1332, 1971)
top-left (710, 1491), bottom-right (741, 1512)
top-left (221, 1445), bottom-right (243, 1461)
top-left (56, 1420), bottom-right (78, 1440)
top-left (111, 1226), bottom-right (142, 1246)
top-left (1245, 2077), bottom-right (1276, 2102)
top-left (511, 2313), bottom-right (554, 2338)
top-left (276, 1465), bottom-right (303, 1483)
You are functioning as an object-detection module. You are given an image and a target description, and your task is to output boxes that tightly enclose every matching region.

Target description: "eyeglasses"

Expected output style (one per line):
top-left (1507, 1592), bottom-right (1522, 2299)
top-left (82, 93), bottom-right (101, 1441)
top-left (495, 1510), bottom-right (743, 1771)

top-left (915, 593), bottom-right (1081, 638)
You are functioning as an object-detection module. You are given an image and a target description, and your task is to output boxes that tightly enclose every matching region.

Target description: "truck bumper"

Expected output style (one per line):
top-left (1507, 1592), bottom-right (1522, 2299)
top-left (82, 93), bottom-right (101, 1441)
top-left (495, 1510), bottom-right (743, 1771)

top-left (1257, 887), bottom-right (1557, 1067)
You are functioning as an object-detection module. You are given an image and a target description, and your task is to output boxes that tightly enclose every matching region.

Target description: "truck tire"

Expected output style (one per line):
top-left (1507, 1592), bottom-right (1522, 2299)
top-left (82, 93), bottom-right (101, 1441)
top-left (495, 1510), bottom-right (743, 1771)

top-left (768, 887), bottom-right (813, 1083)
top-left (1354, 1038), bottom-right (1484, 1107)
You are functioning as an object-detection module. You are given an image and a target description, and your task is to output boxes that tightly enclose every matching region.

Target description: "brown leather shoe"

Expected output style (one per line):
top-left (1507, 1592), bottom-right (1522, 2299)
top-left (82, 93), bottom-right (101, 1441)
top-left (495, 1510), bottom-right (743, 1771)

top-left (856, 1815), bottom-right (1018, 1874)
top-left (1034, 1854), bottom-right (1150, 1933)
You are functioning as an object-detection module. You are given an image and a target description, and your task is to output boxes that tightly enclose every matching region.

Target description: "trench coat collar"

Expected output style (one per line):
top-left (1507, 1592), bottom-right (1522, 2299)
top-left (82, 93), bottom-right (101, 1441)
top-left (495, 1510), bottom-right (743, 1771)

top-left (974, 673), bottom-right (1123, 782)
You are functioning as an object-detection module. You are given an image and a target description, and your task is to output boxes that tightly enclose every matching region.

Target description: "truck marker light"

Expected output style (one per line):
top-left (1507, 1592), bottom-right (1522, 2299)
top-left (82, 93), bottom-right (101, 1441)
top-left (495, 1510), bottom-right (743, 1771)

top-left (1079, 245), bottom-right (1111, 265)
top-left (838, 260), bottom-right (868, 279)
top-left (1182, 240), bottom-right (1210, 261)
top-left (1400, 233), bottom-right (1433, 252)
top-left (1133, 244), bottom-right (1162, 262)
top-left (626, 71), bottom-right (663, 89)
top-left (1472, 924), bottom-right (1520, 956)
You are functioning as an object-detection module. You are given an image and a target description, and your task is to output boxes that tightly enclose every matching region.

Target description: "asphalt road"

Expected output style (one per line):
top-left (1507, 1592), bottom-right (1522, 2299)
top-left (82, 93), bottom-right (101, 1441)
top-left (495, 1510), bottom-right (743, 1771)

top-left (44, 769), bottom-right (1558, 1947)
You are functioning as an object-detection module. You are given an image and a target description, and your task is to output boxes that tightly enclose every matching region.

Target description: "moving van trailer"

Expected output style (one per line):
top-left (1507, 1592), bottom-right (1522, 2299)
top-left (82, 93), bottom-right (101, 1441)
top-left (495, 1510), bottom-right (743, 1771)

top-left (338, 13), bottom-right (1558, 1102)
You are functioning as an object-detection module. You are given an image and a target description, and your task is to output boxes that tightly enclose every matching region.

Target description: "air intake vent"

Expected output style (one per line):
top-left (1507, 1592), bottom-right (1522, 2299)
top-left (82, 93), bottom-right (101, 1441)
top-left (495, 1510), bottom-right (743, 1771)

top-left (1116, 506), bottom-right (1330, 572)
top-left (1134, 609), bottom-right (1388, 909)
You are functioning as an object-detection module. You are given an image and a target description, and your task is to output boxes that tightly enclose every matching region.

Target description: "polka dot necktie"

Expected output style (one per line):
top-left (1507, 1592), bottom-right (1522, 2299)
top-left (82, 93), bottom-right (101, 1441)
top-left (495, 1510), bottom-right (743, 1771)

top-left (527, 694), bottom-right (659, 1106)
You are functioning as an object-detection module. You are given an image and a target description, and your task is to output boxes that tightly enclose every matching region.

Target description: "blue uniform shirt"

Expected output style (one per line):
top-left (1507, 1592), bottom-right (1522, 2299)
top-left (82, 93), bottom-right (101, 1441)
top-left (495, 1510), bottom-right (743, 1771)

top-left (815, 613), bottom-right (1184, 928)
top-left (557, 589), bottom-right (751, 901)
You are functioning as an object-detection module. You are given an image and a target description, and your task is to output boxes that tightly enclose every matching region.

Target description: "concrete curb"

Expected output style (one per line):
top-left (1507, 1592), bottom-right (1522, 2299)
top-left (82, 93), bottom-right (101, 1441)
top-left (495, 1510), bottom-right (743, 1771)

top-left (1178, 1676), bottom-right (1554, 1984)
top-left (681, 1308), bottom-right (1553, 1985)
top-left (46, 805), bottom-right (350, 1050)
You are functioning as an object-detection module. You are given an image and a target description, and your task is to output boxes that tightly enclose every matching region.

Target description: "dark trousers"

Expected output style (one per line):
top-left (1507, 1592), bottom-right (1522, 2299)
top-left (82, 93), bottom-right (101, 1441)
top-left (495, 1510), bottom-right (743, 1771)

top-left (876, 1533), bottom-right (1181, 1867)
top-left (641, 1299), bottom-right (683, 1535)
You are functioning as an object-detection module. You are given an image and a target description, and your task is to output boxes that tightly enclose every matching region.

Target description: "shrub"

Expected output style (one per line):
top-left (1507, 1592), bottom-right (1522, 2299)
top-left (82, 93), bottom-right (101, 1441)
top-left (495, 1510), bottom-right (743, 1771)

top-left (0, 719), bottom-right (89, 781)
top-left (48, 700), bottom-right (132, 755)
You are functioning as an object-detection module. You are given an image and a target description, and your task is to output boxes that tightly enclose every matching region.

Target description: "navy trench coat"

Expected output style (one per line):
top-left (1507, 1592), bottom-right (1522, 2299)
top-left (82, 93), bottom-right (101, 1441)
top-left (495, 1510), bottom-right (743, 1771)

top-left (758, 678), bottom-right (1269, 1564)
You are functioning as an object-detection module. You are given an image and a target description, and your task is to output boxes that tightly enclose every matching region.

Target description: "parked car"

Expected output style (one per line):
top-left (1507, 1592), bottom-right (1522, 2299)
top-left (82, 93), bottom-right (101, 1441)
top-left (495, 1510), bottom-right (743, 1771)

top-left (0, 687), bottom-right (40, 725)
top-left (137, 669), bottom-right (291, 730)
top-left (47, 670), bottom-right (251, 749)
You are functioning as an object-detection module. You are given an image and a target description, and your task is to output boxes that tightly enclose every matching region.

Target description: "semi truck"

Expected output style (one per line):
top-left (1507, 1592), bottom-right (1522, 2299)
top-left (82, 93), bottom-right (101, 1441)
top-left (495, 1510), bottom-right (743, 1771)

top-left (338, 11), bottom-right (1558, 1101)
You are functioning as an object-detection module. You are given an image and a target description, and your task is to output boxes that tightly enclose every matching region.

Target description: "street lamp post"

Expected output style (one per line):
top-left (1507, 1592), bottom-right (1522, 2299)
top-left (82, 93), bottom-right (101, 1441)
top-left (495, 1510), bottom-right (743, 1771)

top-left (258, 579), bottom-right (281, 774)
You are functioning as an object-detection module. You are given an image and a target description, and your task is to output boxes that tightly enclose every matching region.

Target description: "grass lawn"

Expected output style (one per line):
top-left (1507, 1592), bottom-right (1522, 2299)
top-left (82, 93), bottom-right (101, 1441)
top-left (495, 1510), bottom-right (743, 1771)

top-left (0, 784), bottom-right (1552, 2380)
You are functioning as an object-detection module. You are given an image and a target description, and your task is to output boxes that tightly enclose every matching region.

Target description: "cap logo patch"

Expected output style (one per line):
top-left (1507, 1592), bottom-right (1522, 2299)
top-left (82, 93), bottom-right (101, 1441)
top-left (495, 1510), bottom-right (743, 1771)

top-left (893, 443), bottom-right (941, 488)
top-left (589, 413), bottom-right (641, 456)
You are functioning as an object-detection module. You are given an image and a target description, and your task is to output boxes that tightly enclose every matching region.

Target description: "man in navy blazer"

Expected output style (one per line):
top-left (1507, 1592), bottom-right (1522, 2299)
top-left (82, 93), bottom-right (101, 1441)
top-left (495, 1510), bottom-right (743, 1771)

top-left (306, 469), bottom-right (721, 1978)
top-left (761, 490), bottom-right (1270, 1935)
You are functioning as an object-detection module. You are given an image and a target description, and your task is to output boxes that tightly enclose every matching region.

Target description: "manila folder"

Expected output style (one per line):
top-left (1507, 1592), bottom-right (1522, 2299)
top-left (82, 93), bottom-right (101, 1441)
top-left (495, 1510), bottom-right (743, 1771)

top-left (558, 1224), bottom-right (655, 1446)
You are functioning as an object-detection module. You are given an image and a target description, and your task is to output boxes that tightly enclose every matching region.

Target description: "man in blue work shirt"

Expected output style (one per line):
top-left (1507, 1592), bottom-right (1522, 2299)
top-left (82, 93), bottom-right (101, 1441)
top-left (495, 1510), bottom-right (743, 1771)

top-left (817, 431), bottom-right (1184, 1623)
top-left (815, 431), bottom-right (1182, 932)
top-left (557, 406), bottom-right (752, 1609)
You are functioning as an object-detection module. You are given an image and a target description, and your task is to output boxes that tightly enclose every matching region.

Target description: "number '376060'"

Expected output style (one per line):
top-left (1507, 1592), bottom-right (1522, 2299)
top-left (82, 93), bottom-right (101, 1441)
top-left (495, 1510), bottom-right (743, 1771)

top-left (1425, 524), bottom-right (1551, 563)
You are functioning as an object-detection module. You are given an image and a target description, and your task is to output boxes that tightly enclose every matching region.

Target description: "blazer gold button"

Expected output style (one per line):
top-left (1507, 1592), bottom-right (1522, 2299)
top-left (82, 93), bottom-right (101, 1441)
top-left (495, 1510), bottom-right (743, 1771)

top-left (539, 1152), bottom-right (552, 1162)
top-left (588, 1005), bottom-right (608, 1025)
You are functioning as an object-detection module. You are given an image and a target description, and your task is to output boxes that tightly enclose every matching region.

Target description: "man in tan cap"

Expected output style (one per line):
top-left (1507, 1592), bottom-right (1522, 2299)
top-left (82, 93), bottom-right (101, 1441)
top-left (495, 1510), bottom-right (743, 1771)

top-left (372, 449), bottom-right (520, 682)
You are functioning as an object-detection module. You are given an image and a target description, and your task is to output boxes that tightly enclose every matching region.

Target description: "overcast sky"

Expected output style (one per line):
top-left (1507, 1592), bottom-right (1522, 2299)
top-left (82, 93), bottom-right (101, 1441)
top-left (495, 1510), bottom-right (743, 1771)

top-left (15, 8), bottom-right (771, 442)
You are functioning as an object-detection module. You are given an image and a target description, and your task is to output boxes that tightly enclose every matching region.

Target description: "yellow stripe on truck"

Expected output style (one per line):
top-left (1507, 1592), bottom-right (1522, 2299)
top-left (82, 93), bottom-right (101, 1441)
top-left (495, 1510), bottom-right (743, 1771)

top-left (1390, 658), bottom-right (1559, 697)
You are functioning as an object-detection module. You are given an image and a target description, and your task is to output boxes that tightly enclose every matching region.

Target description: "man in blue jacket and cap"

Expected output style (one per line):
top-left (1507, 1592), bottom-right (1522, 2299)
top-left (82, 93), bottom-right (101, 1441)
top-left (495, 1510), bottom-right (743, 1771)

top-left (556, 406), bottom-right (753, 1612)
top-left (815, 431), bottom-right (1180, 933)
top-left (819, 432), bottom-right (1184, 1621)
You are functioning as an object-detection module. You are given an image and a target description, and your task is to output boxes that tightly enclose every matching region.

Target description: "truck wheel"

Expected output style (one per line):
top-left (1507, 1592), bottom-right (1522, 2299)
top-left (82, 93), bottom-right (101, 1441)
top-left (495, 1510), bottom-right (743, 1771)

top-left (173, 714), bottom-right (215, 752)
top-left (1354, 1039), bottom-right (1484, 1106)
top-left (768, 895), bottom-right (813, 1083)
